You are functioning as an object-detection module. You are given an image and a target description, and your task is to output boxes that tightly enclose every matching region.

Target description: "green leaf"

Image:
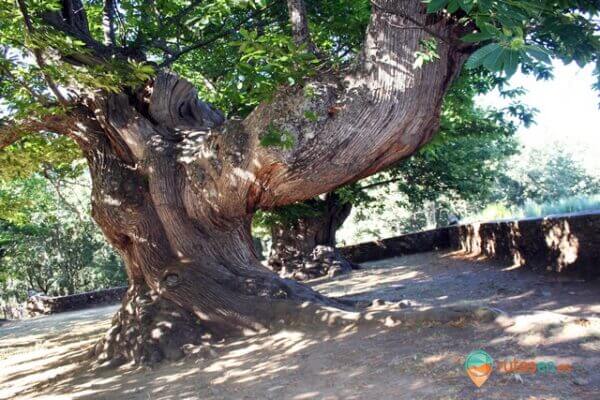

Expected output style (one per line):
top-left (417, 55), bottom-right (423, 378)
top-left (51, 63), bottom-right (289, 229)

top-left (426, 0), bottom-right (448, 13)
top-left (458, 0), bottom-right (474, 12)
top-left (503, 50), bottom-right (520, 77)
top-left (526, 45), bottom-right (552, 64)
top-left (483, 46), bottom-right (505, 70)
top-left (447, 0), bottom-right (460, 13)
top-left (461, 32), bottom-right (495, 43)
top-left (465, 43), bottom-right (501, 69)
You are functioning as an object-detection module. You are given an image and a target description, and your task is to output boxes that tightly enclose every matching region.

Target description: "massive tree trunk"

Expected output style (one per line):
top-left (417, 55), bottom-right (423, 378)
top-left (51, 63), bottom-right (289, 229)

top-left (28, 0), bottom-right (472, 365)
top-left (268, 192), bottom-right (359, 280)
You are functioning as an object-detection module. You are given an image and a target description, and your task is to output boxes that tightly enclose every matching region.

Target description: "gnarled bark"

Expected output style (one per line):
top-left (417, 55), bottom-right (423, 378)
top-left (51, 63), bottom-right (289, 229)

top-left (15, 0), bottom-right (474, 365)
top-left (268, 192), bottom-right (359, 280)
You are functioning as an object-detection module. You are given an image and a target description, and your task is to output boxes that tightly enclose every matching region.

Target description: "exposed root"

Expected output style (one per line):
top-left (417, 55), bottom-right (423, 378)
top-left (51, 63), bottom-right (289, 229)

top-left (91, 279), bottom-right (506, 368)
top-left (91, 285), bottom-right (210, 367)
top-left (275, 300), bottom-right (507, 332)
top-left (270, 245), bottom-right (360, 280)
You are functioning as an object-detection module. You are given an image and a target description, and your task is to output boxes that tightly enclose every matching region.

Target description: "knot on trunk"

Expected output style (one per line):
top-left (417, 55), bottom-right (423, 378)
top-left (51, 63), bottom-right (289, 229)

top-left (163, 272), bottom-right (181, 288)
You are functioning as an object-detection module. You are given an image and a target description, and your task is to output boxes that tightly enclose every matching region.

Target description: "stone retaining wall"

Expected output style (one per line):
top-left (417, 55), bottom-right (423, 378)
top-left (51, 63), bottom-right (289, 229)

top-left (449, 212), bottom-right (599, 278)
top-left (27, 286), bottom-right (127, 316)
top-left (339, 227), bottom-right (452, 263)
top-left (341, 211), bottom-right (600, 278)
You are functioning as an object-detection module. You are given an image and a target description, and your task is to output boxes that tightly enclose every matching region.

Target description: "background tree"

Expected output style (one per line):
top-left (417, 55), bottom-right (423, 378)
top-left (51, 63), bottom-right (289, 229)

top-left (0, 0), bottom-right (598, 366)
top-left (0, 174), bottom-right (125, 305)
top-left (258, 70), bottom-right (524, 279)
top-left (256, 186), bottom-right (363, 280)
top-left (493, 146), bottom-right (600, 206)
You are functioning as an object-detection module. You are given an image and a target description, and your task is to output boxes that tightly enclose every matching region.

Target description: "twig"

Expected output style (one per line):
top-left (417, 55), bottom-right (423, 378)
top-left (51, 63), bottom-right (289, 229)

top-left (358, 177), bottom-right (402, 191)
top-left (42, 167), bottom-right (84, 222)
top-left (160, 7), bottom-right (274, 67)
top-left (16, 0), bottom-right (69, 106)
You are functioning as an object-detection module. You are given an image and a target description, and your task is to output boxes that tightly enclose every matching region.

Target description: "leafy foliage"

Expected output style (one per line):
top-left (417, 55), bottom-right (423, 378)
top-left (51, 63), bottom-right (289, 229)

top-left (424, 0), bottom-right (600, 84)
top-left (491, 146), bottom-right (600, 206)
top-left (0, 175), bottom-right (125, 303)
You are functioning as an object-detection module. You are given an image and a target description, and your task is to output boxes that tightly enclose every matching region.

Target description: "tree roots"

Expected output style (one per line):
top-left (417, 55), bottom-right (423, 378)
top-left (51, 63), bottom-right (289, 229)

top-left (92, 284), bottom-right (505, 367)
top-left (270, 245), bottom-right (360, 281)
top-left (91, 285), bottom-right (210, 367)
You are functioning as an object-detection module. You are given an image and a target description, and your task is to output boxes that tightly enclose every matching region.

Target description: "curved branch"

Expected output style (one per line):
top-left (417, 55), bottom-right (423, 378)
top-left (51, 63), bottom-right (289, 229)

top-left (0, 114), bottom-right (70, 150)
top-left (0, 106), bottom-right (97, 151)
top-left (237, 0), bottom-right (471, 211)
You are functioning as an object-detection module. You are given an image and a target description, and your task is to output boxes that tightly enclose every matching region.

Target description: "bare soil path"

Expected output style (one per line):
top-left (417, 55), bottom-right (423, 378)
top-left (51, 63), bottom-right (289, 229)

top-left (1, 250), bottom-right (599, 399)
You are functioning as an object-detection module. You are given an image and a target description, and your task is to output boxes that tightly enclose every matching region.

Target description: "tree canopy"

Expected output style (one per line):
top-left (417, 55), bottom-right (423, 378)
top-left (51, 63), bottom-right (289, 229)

top-left (1, 0), bottom-right (598, 179)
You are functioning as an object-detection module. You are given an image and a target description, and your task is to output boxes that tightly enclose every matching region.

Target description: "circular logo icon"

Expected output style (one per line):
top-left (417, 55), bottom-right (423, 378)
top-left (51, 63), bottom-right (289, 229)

top-left (464, 350), bottom-right (494, 387)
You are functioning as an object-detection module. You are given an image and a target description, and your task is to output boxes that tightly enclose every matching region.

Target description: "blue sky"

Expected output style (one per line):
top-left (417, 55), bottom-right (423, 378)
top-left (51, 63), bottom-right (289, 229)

top-left (477, 61), bottom-right (600, 175)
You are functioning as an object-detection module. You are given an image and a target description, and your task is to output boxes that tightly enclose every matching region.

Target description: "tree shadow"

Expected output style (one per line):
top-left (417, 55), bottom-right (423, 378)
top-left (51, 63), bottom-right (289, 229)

top-left (3, 251), bottom-right (599, 400)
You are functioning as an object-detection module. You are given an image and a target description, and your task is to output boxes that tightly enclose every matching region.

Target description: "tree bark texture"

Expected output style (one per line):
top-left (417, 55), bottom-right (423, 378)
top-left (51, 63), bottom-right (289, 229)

top-left (45, 0), bottom-right (471, 364)
top-left (268, 192), bottom-right (359, 280)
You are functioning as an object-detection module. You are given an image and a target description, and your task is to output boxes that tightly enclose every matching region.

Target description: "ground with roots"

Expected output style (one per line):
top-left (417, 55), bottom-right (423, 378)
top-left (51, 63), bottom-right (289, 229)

top-left (1, 251), bottom-right (599, 400)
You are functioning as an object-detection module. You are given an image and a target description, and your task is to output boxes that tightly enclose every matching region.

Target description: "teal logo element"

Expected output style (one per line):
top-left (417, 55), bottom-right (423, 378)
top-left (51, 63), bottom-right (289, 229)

top-left (464, 350), bottom-right (494, 387)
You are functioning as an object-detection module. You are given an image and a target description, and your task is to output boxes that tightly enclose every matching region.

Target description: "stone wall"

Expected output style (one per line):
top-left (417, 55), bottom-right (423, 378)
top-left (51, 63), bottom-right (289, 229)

top-left (449, 212), bottom-right (599, 278)
top-left (340, 212), bottom-right (600, 278)
top-left (27, 286), bottom-right (127, 316)
top-left (339, 227), bottom-right (452, 263)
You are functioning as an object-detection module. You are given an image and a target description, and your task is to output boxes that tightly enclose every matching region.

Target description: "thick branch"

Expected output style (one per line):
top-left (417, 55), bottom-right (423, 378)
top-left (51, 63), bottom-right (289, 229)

top-left (371, 0), bottom-right (455, 47)
top-left (0, 114), bottom-right (70, 150)
top-left (40, 13), bottom-right (129, 65)
top-left (60, 0), bottom-right (91, 37)
top-left (236, 0), bottom-right (470, 211)
top-left (0, 106), bottom-right (98, 152)
top-left (286, 0), bottom-right (316, 53)
top-left (102, 0), bottom-right (117, 46)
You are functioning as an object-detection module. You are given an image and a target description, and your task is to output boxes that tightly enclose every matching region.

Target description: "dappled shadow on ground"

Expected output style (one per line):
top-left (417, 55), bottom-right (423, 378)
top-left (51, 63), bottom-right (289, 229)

top-left (1, 251), bottom-right (598, 400)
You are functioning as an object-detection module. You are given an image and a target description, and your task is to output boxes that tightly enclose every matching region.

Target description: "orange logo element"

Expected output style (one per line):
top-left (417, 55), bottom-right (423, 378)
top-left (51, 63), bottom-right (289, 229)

top-left (464, 350), bottom-right (493, 387)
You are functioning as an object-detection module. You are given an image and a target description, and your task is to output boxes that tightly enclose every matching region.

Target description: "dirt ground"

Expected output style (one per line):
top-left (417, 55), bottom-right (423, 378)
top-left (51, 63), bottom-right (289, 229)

top-left (1, 250), bottom-right (599, 400)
